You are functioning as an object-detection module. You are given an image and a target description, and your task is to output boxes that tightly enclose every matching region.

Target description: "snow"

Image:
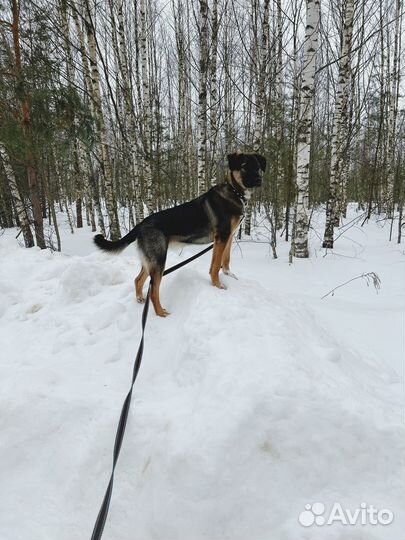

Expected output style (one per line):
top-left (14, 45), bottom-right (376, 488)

top-left (0, 207), bottom-right (404, 540)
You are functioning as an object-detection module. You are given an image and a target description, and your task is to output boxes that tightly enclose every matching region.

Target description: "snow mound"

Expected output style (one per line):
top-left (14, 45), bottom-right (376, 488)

top-left (0, 215), bottom-right (403, 540)
top-left (58, 258), bottom-right (127, 303)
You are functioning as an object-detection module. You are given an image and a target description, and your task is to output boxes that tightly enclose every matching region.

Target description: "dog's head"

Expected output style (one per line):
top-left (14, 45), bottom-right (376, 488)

top-left (227, 152), bottom-right (266, 189)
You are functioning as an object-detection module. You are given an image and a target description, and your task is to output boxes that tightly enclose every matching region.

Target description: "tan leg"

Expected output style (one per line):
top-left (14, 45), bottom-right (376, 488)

top-left (134, 266), bottom-right (148, 303)
top-left (221, 235), bottom-right (238, 279)
top-left (209, 240), bottom-right (228, 289)
top-left (150, 272), bottom-right (169, 317)
top-left (221, 235), bottom-right (233, 273)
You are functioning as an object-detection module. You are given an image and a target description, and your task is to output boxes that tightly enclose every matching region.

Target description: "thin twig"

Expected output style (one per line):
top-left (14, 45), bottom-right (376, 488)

top-left (321, 272), bottom-right (381, 299)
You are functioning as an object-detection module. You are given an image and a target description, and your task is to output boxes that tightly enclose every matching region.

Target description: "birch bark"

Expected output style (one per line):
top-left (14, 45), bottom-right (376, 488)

top-left (71, 7), bottom-right (105, 235)
top-left (386, 0), bottom-right (402, 215)
top-left (293, 0), bottom-right (320, 258)
top-left (246, 0), bottom-right (270, 236)
top-left (197, 0), bottom-right (209, 194)
top-left (323, 0), bottom-right (354, 248)
top-left (84, 1), bottom-right (120, 239)
top-left (252, 0), bottom-right (269, 151)
top-left (117, 0), bottom-right (143, 222)
top-left (139, 0), bottom-right (154, 214)
top-left (209, 0), bottom-right (219, 185)
top-left (60, 0), bottom-right (85, 229)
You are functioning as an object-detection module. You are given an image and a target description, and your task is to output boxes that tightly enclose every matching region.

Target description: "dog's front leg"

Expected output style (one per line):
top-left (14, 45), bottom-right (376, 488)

top-left (221, 235), bottom-right (238, 280)
top-left (210, 240), bottom-right (227, 289)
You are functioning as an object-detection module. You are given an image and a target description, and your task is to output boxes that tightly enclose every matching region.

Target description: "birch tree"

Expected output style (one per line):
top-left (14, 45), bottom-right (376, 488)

top-left (209, 0), bottom-right (219, 185)
top-left (139, 0), bottom-right (154, 213)
top-left (322, 0), bottom-right (354, 248)
top-left (173, 0), bottom-right (192, 191)
top-left (386, 0), bottom-right (402, 216)
top-left (60, 0), bottom-right (85, 229)
top-left (116, 0), bottom-right (143, 222)
top-left (84, 0), bottom-right (120, 239)
top-left (252, 0), bottom-right (270, 152)
top-left (71, 6), bottom-right (105, 236)
top-left (197, 0), bottom-right (209, 194)
top-left (245, 0), bottom-right (270, 236)
top-left (292, 0), bottom-right (320, 258)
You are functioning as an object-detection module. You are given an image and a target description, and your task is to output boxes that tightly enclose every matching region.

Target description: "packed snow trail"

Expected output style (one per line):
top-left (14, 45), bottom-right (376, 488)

top-left (0, 210), bottom-right (404, 540)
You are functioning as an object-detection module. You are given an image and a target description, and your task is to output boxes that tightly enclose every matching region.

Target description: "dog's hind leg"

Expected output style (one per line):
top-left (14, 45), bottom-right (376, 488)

top-left (138, 229), bottom-right (169, 316)
top-left (134, 266), bottom-right (148, 303)
top-left (150, 270), bottom-right (169, 317)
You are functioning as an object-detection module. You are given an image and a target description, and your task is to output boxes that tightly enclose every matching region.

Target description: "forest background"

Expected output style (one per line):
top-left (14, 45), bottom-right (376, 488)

top-left (0, 0), bottom-right (404, 257)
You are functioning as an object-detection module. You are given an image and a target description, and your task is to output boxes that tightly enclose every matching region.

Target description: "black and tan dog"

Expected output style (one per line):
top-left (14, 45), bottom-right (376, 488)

top-left (94, 152), bottom-right (266, 316)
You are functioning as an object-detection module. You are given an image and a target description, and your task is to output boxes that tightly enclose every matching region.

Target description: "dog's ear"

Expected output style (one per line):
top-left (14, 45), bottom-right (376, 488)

top-left (227, 152), bottom-right (243, 171)
top-left (255, 154), bottom-right (267, 172)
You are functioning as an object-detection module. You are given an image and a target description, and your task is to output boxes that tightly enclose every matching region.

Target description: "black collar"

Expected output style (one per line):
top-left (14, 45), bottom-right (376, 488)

top-left (229, 172), bottom-right (247, 205)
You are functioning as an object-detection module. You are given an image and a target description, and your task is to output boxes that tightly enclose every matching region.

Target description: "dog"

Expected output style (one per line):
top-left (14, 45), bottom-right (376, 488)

top-left (94, 152), bottom-right (266, 317)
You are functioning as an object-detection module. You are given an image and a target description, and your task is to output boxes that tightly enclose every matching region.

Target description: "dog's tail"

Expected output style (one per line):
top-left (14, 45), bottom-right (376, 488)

top-left (94, 225), bottom-right (139, 254)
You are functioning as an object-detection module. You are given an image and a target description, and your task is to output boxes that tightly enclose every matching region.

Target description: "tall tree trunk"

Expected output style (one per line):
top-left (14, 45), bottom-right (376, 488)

top-left (116, 0), bottom-right (143, 223)
top-left (386, 0), bottom-right (402, 216)
top-left (197, 0), bottom-right (209, 194)
top-left (293, 0), bottom-right (320, 258)
top-left (0, 143), bottom-right (34, 247)
top-left (224, 15), bottom-right (234, 153)
top-left (246, 0), bottom-right (270, 236)
top-left (84, 0), bottom-right (120, 239)
top-left (11, 0), bottom-right (45, 249)
top-left (60, 0), bottom-right (83, 229)
top-left (252, 0), bottom-right (269, 151)
top-left (323, 0), bottom-right (354, 248)
top-left (139, 0), bottom-right (154, 214)
top-left (209, 0), bottom-right (219, 185)
top-left (286, 0), bottom-right (301, 245)
top-left (71, 6), bottom-right (102, 233)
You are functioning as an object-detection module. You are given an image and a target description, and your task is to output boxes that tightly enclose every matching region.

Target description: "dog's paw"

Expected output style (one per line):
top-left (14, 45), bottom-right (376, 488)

top-left (136, 295), bottom-right (145, 304)
top-left (212, 281), bottom-right (227, 290)
top-left (156, 308), bottom-right (170, 317)
top-left (223, 269), bottom-right (238, 280)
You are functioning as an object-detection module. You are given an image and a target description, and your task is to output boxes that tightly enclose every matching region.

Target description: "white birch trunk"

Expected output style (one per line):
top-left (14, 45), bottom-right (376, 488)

top-left (60, 0), bottom-right (84, 229)
top-left (174, 0), bottom-right (187, 186)
top-left (209, 0), bottom-right (219, 186)
top-left (224, 21), bottom-right (234, 152)
top-left (252, 0), bottom-right (269, 151)
top-left (117, 0), bottom-right (143, 222)
top-left (84, 2), bottom-right (120, 239)
top-left (386, 0), bottom-right (402, 215)
top-left (197, 0), bottom-right (209, 194)
top-left (323, 0), bottom-right (354, 248)
top-left (246, 0), bottom-right (270, 236)
top-left (71, 7), bottom-right (105, 235)
top-left (139, 0), bottom-right (153, 214)
top-left (293, 0), bottom-right (320, 258)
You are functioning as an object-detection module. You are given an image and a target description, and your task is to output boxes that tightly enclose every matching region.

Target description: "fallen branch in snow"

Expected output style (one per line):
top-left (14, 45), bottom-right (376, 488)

top-left (321, 272), bottom-right (381, 299)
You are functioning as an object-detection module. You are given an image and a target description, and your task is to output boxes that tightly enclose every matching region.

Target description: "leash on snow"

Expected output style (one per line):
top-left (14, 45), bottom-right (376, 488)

top-left (90, 244), bottom-right (213, 540)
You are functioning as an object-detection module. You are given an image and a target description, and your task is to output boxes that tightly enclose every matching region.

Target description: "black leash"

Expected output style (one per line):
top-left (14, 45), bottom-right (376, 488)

top-left (90, 244), bottom-right (213, 540)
